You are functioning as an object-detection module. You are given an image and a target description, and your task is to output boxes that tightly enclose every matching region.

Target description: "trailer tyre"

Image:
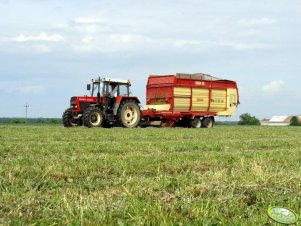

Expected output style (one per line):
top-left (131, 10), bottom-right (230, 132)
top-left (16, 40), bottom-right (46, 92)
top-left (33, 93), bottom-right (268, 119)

top-left (189, 117), bottom-right (202, 128)
top-left (202, 117), bottom-right (214, 128)
top-left (117, 100), bottom-right (141, 128)
top-left (83, 107), bottom-right (104, 128)
top-left (62, 108), bottom-right (82, 127)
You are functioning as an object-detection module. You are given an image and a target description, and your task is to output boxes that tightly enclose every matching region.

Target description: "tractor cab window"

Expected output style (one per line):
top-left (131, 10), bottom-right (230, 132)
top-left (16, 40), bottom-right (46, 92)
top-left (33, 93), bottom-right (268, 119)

top-left (119, 84), bottom-right (129, 96)
top-left (106, 83), bottom-right (129, 96)
top-left (106, 83), bottom-right (118, 97)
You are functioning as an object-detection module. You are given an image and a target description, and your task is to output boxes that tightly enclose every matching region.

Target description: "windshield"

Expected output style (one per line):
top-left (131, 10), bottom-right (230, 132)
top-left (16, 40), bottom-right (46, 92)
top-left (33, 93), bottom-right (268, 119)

top-left (105, 83), bottom-right (130, 96)
top-left (89, 81), bottom-right (130, 97)
top-left (119, 84), bottom-right (129, 96)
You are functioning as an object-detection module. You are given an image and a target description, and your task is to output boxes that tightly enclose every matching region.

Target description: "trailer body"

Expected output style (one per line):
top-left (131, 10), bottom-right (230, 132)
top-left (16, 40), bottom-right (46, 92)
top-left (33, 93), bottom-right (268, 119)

top-left (141, 73), bottom-right (239, 127)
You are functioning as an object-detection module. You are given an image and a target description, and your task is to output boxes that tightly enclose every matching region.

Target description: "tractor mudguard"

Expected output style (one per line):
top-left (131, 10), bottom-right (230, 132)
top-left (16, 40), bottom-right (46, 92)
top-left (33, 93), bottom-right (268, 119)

top-left (113, 96), bottom-right (140, 115)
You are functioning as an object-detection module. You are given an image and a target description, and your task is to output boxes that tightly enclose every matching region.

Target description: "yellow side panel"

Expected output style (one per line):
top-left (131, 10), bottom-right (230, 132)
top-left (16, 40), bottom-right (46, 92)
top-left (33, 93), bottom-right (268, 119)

top-left (217, 88), bottom-right (238, 116)
top-left (191, 88), bottom-right (209, 111)
top-left (172, 87), bottom-right (238, 114)
top-left (174, 87), bottom-right (190, 97)
top-left (173, 87), bottom-right (191, 112)
top-left (209, 89), bottom-right (227, 112)
top-left (174, 98), bottom-right (190, 111)
top-left (228, 88), bottom-right (238, 106)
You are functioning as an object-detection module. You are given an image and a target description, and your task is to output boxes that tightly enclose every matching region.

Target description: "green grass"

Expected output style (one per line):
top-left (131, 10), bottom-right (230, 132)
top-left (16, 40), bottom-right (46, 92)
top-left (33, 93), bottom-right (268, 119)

top-left (0, 125), bottom-right (301, 225)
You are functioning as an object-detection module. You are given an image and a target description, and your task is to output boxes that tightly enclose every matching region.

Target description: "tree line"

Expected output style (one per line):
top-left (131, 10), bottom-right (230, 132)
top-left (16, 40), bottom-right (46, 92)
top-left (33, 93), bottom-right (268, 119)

top-left (238, 113), bottom-right (301, 126)
top-left (0, 118), bottom-right (62, 124)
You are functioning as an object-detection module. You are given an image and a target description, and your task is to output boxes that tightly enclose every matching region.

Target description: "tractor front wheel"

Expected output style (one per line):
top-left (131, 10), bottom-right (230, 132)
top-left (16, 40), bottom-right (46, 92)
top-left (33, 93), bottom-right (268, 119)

top-left (83, 107), bottom-right (104, 128)
top-left (62, 108), bottom-right (82, 127)
top-left (117, 100), bottom-right (141, 128)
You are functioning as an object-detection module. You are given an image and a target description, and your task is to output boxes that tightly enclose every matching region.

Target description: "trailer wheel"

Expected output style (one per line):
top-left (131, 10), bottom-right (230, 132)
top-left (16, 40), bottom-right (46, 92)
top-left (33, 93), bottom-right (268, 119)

top-left (62, 108), bottom-right (82, 127)
top-left (189, 117), bottom-right (202, 128)
top-left (83, 107), bottom-right (104, 128)
top-left (202, 117), bottom-right (214, 128)
top-left (117, 100), bottom-right (141, 128)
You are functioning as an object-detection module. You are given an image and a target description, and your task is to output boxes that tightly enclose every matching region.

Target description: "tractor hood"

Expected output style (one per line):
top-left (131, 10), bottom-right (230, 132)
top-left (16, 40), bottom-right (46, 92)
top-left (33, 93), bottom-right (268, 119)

top-left (70, 96), bottom-right (97, 104)
top-left (70, 96), bottom-right (98, 112)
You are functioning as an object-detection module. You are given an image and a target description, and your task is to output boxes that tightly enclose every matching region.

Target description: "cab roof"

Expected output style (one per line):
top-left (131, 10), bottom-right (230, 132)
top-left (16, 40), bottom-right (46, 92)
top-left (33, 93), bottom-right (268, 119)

top-left (92, 77), bottom-right (131, 85)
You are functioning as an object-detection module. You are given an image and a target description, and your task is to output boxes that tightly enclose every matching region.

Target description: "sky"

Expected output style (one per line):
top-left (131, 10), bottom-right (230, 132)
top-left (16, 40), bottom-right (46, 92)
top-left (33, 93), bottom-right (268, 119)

top-left (0, 0), bottom-right (300, 120)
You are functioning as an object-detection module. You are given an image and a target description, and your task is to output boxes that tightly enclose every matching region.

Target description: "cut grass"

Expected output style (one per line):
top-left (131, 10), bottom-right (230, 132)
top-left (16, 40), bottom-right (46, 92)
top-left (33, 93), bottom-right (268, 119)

top-left (0, 125), bottom-right (301, 225)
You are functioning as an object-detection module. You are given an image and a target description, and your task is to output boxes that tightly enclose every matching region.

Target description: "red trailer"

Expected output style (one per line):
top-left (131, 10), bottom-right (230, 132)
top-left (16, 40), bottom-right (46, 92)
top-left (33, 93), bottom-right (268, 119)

top-left (141, 73), bottom-right (239, 128)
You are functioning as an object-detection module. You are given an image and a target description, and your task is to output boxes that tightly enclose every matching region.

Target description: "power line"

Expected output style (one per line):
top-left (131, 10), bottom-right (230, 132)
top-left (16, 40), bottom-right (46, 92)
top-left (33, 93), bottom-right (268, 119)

top-left (24, 103), bottom-right (29, 123)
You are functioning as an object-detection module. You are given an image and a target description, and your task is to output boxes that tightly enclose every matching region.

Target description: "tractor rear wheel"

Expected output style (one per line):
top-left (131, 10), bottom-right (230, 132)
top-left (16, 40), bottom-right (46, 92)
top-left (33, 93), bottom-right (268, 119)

top-left (189, 117), bottom-right (202, 128)
top-left (62, 108), bottom-right (82, 127)
top-left (83, 107), bottom-right (104, 128)
top-left (202, 117), bottom-right (214, 128)
top-left (117, 100), bottom-right (140, 128)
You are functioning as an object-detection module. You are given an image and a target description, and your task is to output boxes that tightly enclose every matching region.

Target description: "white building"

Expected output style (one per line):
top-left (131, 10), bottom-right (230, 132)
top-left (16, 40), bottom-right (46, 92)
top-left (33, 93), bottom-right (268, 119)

top-left (261, 115), bottom-right (301, 126)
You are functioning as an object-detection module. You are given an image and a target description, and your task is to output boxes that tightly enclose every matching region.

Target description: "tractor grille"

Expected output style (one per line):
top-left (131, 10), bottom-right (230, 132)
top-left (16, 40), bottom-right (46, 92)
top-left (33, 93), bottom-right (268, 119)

top-left (80, 102), bottom-right (91, 111)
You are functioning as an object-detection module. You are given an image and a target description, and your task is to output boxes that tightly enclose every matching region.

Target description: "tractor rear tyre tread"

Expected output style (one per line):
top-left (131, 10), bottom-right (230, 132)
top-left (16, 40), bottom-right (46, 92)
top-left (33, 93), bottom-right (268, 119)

top-left (83, 107), bottom-right (104, 128)
top-left (117, 100), bottom-right (141, 128)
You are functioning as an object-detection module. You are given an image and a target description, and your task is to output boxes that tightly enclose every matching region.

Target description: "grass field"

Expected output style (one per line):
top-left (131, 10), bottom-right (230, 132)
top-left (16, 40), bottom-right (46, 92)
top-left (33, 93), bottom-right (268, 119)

top-left (0, 125), bottom-right (301, 225)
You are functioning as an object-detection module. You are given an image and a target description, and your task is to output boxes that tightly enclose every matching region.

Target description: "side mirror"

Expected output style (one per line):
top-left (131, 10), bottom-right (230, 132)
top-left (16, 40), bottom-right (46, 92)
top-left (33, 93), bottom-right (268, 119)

top-left (87, 84), bottom-right (91, 90)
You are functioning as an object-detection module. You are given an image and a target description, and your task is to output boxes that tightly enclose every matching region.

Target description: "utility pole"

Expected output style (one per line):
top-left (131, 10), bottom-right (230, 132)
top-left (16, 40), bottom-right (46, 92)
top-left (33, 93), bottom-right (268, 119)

top-left (24, 103), bottom-right (29, 123)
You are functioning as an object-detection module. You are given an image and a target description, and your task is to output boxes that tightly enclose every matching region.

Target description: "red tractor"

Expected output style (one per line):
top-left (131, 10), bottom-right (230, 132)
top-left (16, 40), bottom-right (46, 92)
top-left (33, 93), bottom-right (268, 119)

top-left (63, 77), bottom-right (141, 128)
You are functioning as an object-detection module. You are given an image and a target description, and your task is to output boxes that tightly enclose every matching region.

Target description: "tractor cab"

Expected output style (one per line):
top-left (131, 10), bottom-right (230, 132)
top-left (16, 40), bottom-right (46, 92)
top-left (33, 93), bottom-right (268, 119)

top-left (87, 78), bottom-right (131, 109)
top-left (88, 78), bottom-right (131, 96)
top-left (63, 77), bottom-right (141, 128)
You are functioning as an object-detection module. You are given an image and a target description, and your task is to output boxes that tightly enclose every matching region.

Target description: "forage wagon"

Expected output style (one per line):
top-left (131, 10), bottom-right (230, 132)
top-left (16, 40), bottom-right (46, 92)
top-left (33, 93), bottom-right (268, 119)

top-left (140, 73), bottom-right (239, 128)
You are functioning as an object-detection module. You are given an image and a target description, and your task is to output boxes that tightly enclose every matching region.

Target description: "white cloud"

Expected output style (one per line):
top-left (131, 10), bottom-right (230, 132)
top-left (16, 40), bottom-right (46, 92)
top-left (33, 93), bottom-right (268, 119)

top-left (74, 33), bottom-right (151, 52)
top-left (216, 41), bottom-right (270, 50)
top-left (240, 29), bottom-right (261, 37)
top-left (52, 22), bottom-right (69, 29)
top-left (0, 33), bottom-right (62, 53)
top-left (0, 83), bottom-right (45, 94)
top-left (82, 37), bottom-right (94, 44)
top-left (53, 18), bottom-right (107, 34)
top-left (174, 39), bottom-right (270, 51)
top-left (109, 33), bottom-right (147, 44)
top-left (20, 85), bottom-right (45, 94)
top-left (11, 33), bottom-right (63, 42)
top-left (74, 17), bottom-right (104, 24)
top-left (33, 45), bottom-right (52, 53)
top-left (175, 40), bottom-right (203, 47)
top-left (74, 34), bottom-right (272, 53)
top-left (238, 17), bottom-right (277, 27)
top-left (296, 91), bottom-right (301, 99)
top-left (262, 80), bottom-right (284, 95)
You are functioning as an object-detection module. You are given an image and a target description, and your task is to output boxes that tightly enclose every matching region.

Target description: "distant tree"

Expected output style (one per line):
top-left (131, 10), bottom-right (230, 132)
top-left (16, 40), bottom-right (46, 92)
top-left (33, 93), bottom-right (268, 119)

top-left (47, 118), bottom-right (61, 124)
top-left (290, 116), bottom-right (301, 126)
top-left (11, 118), bottom-right (26, 124)
top-left (36, 118), bottom-right (47, 124)
top-left (0, 118), bottom-right (11, 124)
top-left (238, 113), bottom-right (260, 125)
